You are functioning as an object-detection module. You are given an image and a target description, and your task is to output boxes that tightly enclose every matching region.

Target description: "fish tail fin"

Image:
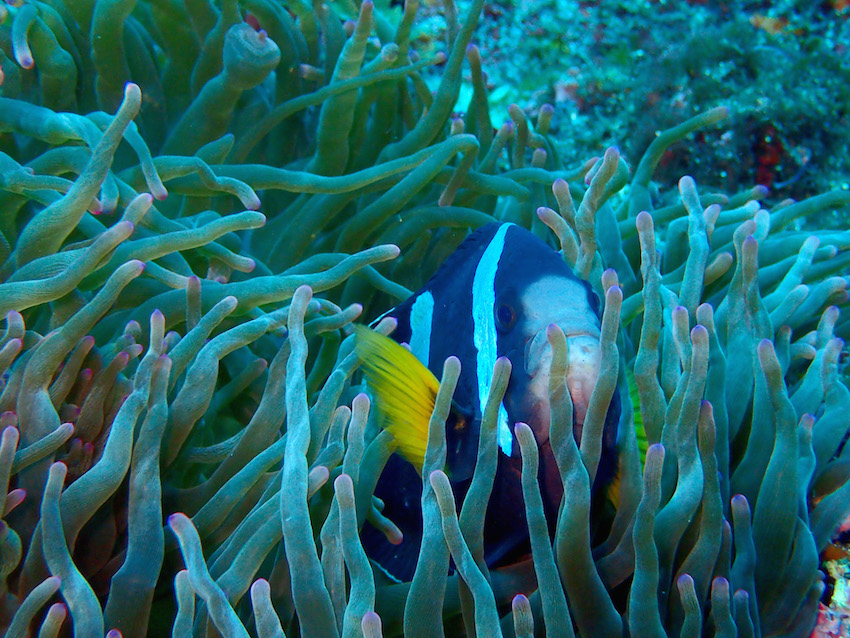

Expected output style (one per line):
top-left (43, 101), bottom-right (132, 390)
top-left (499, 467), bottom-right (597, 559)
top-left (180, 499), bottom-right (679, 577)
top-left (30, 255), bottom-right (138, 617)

top-left (354, 325), bottom-right (439, 471)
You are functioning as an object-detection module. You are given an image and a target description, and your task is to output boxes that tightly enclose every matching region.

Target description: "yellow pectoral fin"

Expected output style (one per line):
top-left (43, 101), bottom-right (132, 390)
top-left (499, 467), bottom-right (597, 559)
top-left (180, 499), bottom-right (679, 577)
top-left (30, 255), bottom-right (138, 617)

top-left (608, 370), bottom-right (649, 510)
top-left (354, 325), bottom-right (439, 471)
top-left (626, 367), bottom-right (649, 468)
top-left (607, 465), bottom-right (622, 510)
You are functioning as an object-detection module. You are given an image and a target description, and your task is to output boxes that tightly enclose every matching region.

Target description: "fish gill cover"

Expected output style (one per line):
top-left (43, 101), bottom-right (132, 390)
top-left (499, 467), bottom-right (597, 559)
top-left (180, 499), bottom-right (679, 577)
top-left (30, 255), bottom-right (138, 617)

top-left (0, 0), bottom-right (847, 637)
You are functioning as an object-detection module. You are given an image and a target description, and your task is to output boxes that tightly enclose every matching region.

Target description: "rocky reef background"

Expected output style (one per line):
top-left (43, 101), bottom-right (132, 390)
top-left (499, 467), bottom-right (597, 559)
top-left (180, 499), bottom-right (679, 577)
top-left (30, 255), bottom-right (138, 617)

top-left (417, 0), bottom-right (850, 212)
top-left (0, 0), bottom-right (848, 636)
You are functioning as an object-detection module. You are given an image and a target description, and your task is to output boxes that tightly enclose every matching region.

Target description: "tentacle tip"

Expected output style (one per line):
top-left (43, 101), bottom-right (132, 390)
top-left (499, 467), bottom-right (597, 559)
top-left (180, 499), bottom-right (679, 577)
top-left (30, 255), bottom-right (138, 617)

top-left (167, 512), bottom-right (188, 528)
top-left (546, 323), bottom-right (563, 339)
top-left (606, 285), bottom-right (623, 300)
top-left (17, 53), bottom-right (34, 70)
top-left (731, 493), bottom-right (748, 506)
top-left (333, 473), bottom-right (353, 490)
top-left (1, 422), bottom-right (18, 435)
top-left (295, 283), bottom-right (314, 297)
top-left (49, 462), bottom-right (68, 481)
top-left (124, 82), bottom-right (142, 99)
top-left (691, 324), bottom-right (709, 339)
top-left (353, 391), bottom-right (371, 406)
top-left (428, 469), bottom-right (446, 486)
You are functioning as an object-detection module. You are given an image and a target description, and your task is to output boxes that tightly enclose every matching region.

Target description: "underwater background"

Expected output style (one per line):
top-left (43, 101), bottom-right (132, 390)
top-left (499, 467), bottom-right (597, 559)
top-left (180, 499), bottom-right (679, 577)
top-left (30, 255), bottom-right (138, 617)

top-left (0, 0), bottom-right (849, 636)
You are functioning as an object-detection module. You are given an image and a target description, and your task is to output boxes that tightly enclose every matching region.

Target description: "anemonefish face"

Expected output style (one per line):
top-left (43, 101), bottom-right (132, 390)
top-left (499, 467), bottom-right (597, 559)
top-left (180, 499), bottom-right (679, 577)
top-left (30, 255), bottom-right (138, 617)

top-left (502, 273), bottom-right (602, 449)
top-left (476, 225), bottom-right (605, 463)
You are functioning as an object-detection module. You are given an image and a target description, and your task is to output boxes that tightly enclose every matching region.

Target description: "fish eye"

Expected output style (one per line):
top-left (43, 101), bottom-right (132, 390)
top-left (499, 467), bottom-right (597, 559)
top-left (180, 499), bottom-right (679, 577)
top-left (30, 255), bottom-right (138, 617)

top-left (495, 303), bottom-right (516, 331)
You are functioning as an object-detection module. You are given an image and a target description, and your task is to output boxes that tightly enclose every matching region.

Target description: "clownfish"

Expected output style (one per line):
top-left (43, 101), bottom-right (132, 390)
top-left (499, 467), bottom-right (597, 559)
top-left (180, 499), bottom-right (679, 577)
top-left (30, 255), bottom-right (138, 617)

top-left (356, 222), bottom-right (621, 582)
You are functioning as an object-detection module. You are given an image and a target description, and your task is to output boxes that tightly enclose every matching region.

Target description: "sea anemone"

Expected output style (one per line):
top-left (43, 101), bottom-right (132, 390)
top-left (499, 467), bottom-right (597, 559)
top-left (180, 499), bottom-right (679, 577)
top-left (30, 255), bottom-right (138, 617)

top-left (0, 0), bottom-right (848, 636)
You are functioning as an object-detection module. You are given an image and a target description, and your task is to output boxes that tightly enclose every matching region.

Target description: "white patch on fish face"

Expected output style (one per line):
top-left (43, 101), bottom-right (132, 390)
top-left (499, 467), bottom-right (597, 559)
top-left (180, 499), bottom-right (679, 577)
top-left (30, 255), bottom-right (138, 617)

top-left (409, 291), bottom-right (434, 366)
top-left (472, 224), bottom-right (513, 456)
top-left (519, 275), bottom-right (602, 445)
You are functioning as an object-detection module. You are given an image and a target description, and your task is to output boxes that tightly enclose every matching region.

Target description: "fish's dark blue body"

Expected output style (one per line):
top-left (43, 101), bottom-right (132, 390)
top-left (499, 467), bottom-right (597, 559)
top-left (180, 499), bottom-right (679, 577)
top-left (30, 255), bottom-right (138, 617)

top-left (362, 222), bottom-right (621, 582)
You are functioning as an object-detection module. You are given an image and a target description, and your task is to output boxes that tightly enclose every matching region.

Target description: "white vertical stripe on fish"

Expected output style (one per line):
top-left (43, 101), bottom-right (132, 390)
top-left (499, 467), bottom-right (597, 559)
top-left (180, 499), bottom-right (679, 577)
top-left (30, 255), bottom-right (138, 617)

top-left (408, 291), bottom-right (434, 366)
top-left (472, 223), bottom-right (513, 456)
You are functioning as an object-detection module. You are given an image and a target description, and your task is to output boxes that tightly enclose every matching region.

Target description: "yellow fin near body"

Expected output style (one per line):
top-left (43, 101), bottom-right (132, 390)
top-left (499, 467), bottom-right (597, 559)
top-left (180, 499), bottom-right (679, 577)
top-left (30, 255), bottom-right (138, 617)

top-left (354, 325), bottom-right (439, 472)
top-left (607, 368), bottom-right (649, 509)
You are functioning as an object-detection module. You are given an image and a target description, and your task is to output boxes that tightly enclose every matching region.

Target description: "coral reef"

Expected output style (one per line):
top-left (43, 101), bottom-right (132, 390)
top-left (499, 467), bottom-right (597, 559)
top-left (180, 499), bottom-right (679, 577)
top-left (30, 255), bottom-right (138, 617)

top-left (444, 0), bottom-right (850, 206)
top-left (0, 0), bottom-right (848, 636)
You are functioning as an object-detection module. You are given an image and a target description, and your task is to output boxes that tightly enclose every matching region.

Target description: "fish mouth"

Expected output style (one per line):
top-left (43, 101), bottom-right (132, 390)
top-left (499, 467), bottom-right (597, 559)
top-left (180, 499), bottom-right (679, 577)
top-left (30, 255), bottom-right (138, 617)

top-left (521, 326), bottom-right (602, 447)
top-left (503, 325), bottom-right (603, 522)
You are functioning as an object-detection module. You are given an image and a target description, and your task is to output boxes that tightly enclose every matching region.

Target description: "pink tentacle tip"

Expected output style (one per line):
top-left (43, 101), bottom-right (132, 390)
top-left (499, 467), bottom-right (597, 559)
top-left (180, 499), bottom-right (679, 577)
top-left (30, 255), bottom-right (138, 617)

top-left (124, 82), bottom-right (141, 98)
